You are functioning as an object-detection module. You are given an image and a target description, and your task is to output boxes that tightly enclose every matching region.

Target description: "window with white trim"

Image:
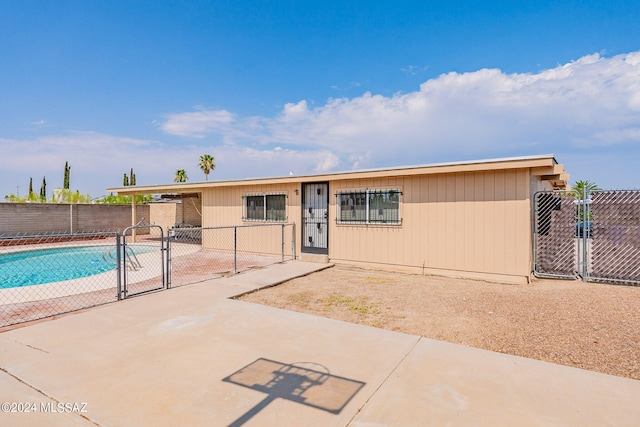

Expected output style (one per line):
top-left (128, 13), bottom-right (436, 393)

top-left (243, 194), bottom-right (287, 222)
top-left (337, 189), bottom-right (401, 224)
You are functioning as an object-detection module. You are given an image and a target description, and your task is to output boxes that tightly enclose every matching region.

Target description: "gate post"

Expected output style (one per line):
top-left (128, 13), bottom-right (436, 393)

top-left (582, 187), bottom-right (588, 281)
top-left (166, 229), bottom-right (171, 289)
top-left (116, 233), bottom-right (122, 300)
top-left (281, 224), bottom-right (285, 262)
top-left (233, 226), bottom-right (237, 274)
top-left (292, 222), bottom-right (296, 260)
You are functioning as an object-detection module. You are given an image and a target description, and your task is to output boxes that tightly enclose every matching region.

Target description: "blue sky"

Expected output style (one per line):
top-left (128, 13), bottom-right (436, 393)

top-left (1, 1), bottom-right (639, 199)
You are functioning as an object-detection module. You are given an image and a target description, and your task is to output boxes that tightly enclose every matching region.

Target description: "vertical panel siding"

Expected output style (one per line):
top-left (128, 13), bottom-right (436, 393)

top-left (201, 183), bottom-right (297, 254)
top-left (515, 170), bottom-right (532, 275)
top-left (504, 170), bottom-right (517, 273)
top-left (463, 172), bottom-right (476, 271)
top-left (493, 171), bottom-right (506, 274)
top-left (454, 173), bottom-right (466, 270)
top-left (479, 171), bottom-right (497, 271)
top-left (409, 176), bottom-right (422, 268)
top-left (472, 173), bottom-right (485, 272)
top-left (198, 168), bottom-right (533, 279)
top-left (328, 169), bottom-right (532, 279)
top-left (426, 175), bottom-right (438, 267)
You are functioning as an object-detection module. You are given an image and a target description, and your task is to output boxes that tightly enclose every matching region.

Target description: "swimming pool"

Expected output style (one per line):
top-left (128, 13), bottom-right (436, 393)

top-left (0, 245), bottom-right (158, 289)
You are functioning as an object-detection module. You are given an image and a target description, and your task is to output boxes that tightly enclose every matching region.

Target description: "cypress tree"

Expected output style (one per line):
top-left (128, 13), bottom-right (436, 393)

top-left (63, 162), bottom-right (70, 190)
top-left (123, 173), bottom-right (129, 186)
top-left (28, 177), bottom-right (33, 196)
top-left (40, 177), bottom-right (47, 201)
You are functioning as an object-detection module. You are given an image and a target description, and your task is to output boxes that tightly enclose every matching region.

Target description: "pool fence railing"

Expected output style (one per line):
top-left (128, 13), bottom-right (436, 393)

top-left (0, 223), bottom-right (296, 329)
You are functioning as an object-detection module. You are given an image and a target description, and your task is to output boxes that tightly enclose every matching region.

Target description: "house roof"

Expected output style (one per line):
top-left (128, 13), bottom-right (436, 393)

top-left (107, 154), bottom-right (569, 195)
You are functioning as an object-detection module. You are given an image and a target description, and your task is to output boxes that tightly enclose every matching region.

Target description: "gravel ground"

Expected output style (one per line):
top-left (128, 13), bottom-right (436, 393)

top-left (239, 264), bottom-right (640, 380)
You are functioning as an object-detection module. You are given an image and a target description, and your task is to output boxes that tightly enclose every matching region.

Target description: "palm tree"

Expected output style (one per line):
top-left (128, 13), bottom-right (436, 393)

top-left (572, 180), bottom-right (600, 199)
top-left (572, 180), bottom-right (601, 225)
top-left (174, 169), bottom-right (188, 183)
top-left (198, 154), bottom-right (216, 181)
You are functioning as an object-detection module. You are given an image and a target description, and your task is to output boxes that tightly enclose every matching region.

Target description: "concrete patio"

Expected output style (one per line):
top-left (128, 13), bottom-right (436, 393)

top-left (1, 261), bottom-right (639, 426)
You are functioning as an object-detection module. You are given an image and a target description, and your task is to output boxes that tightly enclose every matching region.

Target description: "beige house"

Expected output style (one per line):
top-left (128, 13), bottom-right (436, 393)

top-left (109, 155), bottom-right (568, 284)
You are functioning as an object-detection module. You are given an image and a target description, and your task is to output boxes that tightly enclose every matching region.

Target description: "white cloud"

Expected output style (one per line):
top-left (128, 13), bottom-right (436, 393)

top-left (0, 131), bottom-right (341, 198)
top-left (3, 51), bottom-right (640, 198)
top-left (159, 51), bottom-right (640, 174)
top-left (0, 132), bottom-right (170, 198)
top-left (161, 109), bottom-right (235, 138)
top-left (401, 65), bottom-right (428, 75)
top-left (330, 81), bottom-right (364, 91)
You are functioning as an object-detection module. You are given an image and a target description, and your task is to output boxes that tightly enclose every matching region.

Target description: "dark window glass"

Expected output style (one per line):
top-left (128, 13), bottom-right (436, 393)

top-left (266, 195), bottom-right (286, 221)
top-left (246, 195), bottom-right (264, 220)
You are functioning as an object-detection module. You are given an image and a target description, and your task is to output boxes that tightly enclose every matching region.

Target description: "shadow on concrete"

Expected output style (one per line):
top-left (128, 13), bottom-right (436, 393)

top-left (223, 358), bottom-right (366, 427)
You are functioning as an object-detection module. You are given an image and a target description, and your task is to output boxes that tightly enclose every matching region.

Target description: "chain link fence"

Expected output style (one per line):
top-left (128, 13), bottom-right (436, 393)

top-left (533, 191), bottom-right (579, 279)
top-left (589, 190), bottom-right (640, 285)
top-left (1, 223), bottom-right (296, 329)
top-left (167, 223), bottom-right (296, 288)
top-left (0, 231), bottom-right (121, 329)
top-left (533, 189), bottom-right (640, 286)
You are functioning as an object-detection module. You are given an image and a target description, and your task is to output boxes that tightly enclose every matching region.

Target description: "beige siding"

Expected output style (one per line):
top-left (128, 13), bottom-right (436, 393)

top-left (330, 169), bottom-right (532, 281)
top-left (187, 169), bottom-right (534, 282)
top-left (201, 183), bottom-right (300, 257)
top-left (118, 157), bottom-right (569, 284)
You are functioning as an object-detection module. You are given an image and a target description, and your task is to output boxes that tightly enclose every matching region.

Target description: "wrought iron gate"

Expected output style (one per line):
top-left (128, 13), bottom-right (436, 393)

top-left (534, 189), bottom-right (640, 285)
top-left (302, 182), bottom-right (329, 254)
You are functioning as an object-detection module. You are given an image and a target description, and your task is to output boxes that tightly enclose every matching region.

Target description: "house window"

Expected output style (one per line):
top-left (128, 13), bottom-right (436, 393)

top-left (337, 189), bottom-right (401, 224)
top-left (243, 194), bottom-right (287, 222)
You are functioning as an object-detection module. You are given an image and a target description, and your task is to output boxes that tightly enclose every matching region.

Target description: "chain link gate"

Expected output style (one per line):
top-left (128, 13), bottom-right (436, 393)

top-left (534, 189), bottom-right (640, 285)
top-left (589, 190), bottom-right (640, 285)
top-left (1, 223), bottom-right (297, 328)
top-left (120, 224), bottom-right (166, 298)
top-left (533, 191), bottom-right (580, 279)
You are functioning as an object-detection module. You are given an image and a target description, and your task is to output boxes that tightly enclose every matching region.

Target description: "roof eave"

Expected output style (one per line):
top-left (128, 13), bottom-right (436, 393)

top-left (107, 154), bottom-right (561, 195)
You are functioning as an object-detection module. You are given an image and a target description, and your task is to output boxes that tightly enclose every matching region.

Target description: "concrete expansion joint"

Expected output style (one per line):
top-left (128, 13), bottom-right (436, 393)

top-left (9, 338), bottom-right (49, 353)
top-left (0, 366), bottom-right (45, 397)
top-left (229, 262), bottom-right (336, 299)
top-left (0, 366), bottom-right (100, 426)
top-left (346, 336), bottom-right (422, 425)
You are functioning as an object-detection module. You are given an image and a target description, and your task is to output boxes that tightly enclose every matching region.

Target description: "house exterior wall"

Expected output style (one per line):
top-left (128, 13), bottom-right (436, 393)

top-left (111, 156), bottom-right (568, 284)
top-left (201, 183), bottom-right (300, 256)
top-left (197, 168), bottom-right (536, 282)
top-left (329, 169), bottom-right (532, 282)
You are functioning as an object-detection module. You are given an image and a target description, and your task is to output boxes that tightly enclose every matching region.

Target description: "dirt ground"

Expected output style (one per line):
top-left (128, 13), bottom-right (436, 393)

top-left (239, 264), bottom-right (640, 381)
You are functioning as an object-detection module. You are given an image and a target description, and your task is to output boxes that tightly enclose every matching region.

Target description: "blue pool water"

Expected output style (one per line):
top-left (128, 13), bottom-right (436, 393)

top-left (0, 245), bottom-right (156, 289)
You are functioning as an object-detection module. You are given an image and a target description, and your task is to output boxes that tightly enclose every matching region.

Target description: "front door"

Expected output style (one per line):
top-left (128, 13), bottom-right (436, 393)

top-left (302, 182), bottom-right (329, 254)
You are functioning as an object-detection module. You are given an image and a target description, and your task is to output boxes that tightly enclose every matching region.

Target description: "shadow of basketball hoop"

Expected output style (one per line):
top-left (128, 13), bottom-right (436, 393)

top-left (222, 358), bottom-right (366, 427)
